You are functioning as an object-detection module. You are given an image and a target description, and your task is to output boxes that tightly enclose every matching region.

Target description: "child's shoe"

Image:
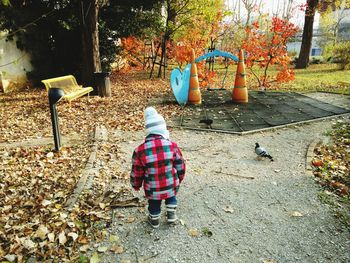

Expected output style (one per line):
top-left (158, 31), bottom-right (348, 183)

top-left (166, 204), bottom-right (178, 223)
top-left (148, 213), bottom-right (160, 228)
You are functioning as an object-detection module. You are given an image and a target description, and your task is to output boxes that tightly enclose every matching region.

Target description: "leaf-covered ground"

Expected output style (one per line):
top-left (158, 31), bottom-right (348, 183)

top-left (312, 121), bottom-right (350, 227)
top-left (0, 71), bottom-right (181, 143)
top-left (0, 69), bottom-right (349, 262)
top-left (0, 70), bottom-right (182, 262)
top-left (0, 145), bottom-right (90, 261)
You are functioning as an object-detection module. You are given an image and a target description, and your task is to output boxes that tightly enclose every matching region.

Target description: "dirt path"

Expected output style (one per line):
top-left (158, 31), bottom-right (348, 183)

top-left (93, 115), bottom-right (349, 263)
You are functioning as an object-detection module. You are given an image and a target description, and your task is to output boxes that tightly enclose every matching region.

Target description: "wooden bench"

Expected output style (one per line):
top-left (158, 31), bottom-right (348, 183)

top-left (41, 75), bottom-right (93, 102)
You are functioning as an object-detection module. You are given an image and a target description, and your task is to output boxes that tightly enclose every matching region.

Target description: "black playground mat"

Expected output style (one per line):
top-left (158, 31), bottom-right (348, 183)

top-left (169, 90), bottom-right (350, 134)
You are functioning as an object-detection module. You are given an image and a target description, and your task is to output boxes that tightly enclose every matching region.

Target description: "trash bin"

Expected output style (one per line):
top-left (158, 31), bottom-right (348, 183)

top-left (94, 72), bottom-right (111, 97)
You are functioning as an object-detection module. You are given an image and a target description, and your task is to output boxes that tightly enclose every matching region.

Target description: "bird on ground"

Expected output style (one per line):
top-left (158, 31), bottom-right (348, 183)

top-left (199, 118), bottom-right (213, 129)
top-left (255, 143), bottom-right (274, 161)
top-left (200, 110), bottom-right (213, 129)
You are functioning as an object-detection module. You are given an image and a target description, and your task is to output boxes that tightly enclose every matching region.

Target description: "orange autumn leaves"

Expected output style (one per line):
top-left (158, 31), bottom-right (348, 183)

top-left (243, 17), bottom-right (299, 88)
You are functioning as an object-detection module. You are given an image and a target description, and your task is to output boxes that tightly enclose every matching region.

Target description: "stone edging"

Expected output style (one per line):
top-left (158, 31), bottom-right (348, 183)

top-left (65, 125), bottom-right (108, 210)
top-left (305, 139), bottom-right (323, 176)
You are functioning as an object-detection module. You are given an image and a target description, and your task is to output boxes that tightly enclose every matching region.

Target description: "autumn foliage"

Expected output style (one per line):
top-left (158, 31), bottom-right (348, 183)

top-left (242, 17), bottom-right (299, 89)
top-left (120, 36), bottom-right (145, 70)
top-left (169, 12), bottom-right (226, 87)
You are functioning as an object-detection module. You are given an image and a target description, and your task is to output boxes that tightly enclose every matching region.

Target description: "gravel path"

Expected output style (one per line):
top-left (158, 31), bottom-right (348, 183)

top-left (98, 93), bottom-right (350, 263)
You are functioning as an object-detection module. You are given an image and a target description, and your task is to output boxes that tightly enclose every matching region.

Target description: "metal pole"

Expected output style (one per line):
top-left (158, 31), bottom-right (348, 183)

top-left (49, 103), bottom-right (61, 151)
top-left (48, 88), bottom-right (64, 152)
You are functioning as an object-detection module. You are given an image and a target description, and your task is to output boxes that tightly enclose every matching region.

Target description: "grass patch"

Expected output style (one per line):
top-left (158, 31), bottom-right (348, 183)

top-left (172, 63), bottom-right (350, 94)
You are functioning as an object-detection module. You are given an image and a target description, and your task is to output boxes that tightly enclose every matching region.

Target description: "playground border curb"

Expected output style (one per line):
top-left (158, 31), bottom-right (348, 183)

top-left (169, 113), bottom-right (350, 136)
top-left (65, 125), bottom-right (108, 210)
top-left (305, 139), bottom-right (323, 176)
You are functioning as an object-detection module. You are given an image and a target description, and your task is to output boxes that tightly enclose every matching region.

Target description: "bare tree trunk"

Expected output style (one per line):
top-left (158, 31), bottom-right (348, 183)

top-left (296, 0), bottom-right (319, 69)
top-left (157, 36), bottom-right (167, 78)
top-left (79, 0), bottom-right (101, 86)
top-left (151, 0), bottom-right (176, 79)
top-left (242, 0), bottom-right (259, 26)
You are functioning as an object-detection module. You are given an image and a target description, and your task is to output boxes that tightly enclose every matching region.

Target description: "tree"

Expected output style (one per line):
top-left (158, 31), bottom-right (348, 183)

top-left (150, 0), bottom-right (225, 78)
top-left (0, 1), bottom-right (101, 85)
top-left (242, 0), bottom-right (262, 26)
top-left (100, 0), bottom-right (163, 38)
top-left (318, 0), bottom-right (350, 53)
top-left (0, 0), bottom-right (163, 86)
top-left (1, 0), bottom-right (10, 6)
top-left (79, 0), bottom-right (101, 86)
top-left (296, 0), bottom-right (319, 69)
top-left (243, 17), bottom-right (299, 88)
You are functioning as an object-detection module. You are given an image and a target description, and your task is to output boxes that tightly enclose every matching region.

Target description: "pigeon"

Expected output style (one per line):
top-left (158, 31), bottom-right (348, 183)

top-left (199, 118), bottom-right (213, 128)
top-left (255, 143), bottom-right (274, 161)
top-left (199, 110), bottom-right (213, 129)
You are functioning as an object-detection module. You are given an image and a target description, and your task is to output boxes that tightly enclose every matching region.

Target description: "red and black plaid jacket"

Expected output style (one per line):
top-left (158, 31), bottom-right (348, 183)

top-left (130, 134), bottom-right (186, 200)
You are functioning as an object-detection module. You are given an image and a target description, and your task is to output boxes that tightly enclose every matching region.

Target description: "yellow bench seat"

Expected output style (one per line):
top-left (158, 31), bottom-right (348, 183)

top-left (41, 75), bottom-right (93, 102)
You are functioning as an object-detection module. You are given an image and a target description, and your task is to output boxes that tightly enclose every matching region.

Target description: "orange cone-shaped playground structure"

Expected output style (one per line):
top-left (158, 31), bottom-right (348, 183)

top-left (232, 49), bottom-right (248, 103)
top-left (188, 49), bottom-right (202, 105)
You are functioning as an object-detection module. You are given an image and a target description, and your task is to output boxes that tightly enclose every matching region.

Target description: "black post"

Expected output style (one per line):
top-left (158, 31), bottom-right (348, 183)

top-left (94, 72), bottom-right (111, 97)
top-left (48, 88), bottom-right (65, 152)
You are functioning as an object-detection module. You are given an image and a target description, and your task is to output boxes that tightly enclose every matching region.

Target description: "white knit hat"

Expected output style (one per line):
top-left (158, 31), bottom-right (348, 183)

top-left (144, 107), bottom-right (169, 139)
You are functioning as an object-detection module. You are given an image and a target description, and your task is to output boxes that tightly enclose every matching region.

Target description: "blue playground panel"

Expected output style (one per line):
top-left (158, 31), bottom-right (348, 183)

top-left (170, 64), bottom-right (191, 105)
top-left (195, 50), bottom-right (238, 63)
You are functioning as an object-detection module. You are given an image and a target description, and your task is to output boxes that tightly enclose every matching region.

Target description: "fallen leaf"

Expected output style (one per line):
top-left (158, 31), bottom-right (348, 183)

top-left (110, 245), bottom-right (124, 254)
top-left (41, 199), bottom-right (51, 206)
top-left (58, 231), bottom-right (67, 245)
top-left (35, 225), bottom-right (49, 240)
top-left (312, 159), bottom-right (323, 167)
top-left (99, 203), bottom-right (107, 209)
top-left (97, 246), bottom-right (109, 253)
top-left (47, 233), bottom-right (55, 243)
top-left (4, 254), bottom-right (16, 262)
top-left (90, 252), bottom-right (100, 263)
top-left (60, 212), bottom-right (68, 219)
top-left (109, 234), bottom-right (119, 243)
top-left (77, 235), bottom-right (89, 244)
top-left (188, 228), bottom-right (199, 237)
top-left (125, 216), bottom-right (135, 223)
top-left (79, 244), bottom-right (90, 252)
top-left (23, 239), bottom-right (37, 250)
top-left (68, 232), bottom-right (78, 241)
top-left (39, 240), bottom-right (47, 248)
top-left (223, 205), bottom-right (234, 213)
top-left (330, 181), bottom-right (344, 189)
top-left (289, 211), bottom-right (304, 217)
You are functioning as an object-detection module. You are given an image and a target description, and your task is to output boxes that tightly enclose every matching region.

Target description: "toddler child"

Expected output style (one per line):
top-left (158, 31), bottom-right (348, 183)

top-left (130, 107), bottom-right (186, 228)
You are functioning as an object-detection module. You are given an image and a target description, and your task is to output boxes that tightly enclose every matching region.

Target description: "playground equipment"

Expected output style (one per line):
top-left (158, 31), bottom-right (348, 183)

top-left (188, 49), bottom-right (201, 105)
top-left (170, 49), bottom-right (248, 105)
top-left (170, 64), bottom-right (191, 105)
top-left (232, 50), bottom-right (248, 103)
